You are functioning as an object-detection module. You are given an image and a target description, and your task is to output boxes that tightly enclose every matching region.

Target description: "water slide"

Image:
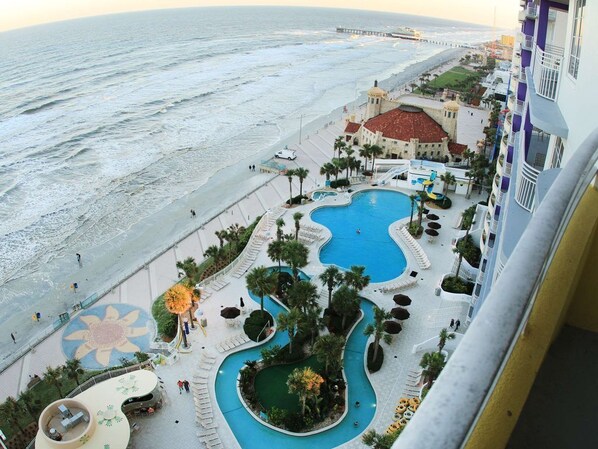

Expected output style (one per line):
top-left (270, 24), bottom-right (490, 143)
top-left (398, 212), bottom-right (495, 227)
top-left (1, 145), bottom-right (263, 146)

top-left (375, 165), bottom-right (409, 185)
top-left (413, 170), bottom-right (444, 200)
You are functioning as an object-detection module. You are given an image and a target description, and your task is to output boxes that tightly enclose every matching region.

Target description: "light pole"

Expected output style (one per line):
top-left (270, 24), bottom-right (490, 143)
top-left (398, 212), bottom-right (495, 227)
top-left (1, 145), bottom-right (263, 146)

top-left (299, 114), bottom-right (303, 145)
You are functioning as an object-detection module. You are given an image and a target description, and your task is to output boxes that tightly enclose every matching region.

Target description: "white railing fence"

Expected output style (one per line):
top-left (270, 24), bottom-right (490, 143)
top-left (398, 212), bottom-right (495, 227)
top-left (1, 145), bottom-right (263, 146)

top-left (533, 44), bottom-right (564, 101)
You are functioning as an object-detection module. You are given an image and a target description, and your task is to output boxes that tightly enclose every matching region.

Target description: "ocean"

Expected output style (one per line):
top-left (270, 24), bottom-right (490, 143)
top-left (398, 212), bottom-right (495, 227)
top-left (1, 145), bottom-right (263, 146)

top-left (0, 6), bottom-right (494, 356)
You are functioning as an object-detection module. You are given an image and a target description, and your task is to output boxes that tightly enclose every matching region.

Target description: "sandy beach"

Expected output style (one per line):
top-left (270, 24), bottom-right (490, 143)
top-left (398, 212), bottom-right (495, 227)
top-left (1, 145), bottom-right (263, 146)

top-left (0, 47), bottom-right (468, 399)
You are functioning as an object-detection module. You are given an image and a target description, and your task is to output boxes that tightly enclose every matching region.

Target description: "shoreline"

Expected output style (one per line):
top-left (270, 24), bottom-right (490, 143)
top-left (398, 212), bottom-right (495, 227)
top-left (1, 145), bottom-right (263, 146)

top-left (0, 47), bottom-right (466, 379)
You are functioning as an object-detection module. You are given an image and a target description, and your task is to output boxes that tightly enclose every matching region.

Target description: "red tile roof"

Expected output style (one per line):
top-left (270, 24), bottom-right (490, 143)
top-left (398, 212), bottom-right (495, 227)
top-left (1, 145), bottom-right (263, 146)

top-left (344, 121), bottom-right (361, 134)
top-left (364, 107), bottom-right (448, 143)
top-left (448, 142), bottom-right (468, 155)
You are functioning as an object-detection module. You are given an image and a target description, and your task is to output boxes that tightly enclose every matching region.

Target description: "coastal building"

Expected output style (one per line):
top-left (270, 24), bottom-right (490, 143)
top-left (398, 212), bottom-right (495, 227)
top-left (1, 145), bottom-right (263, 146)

top-left (394, 0), bottom-right (598, 447)
top-left (343, 82), bottom-right (468, 163)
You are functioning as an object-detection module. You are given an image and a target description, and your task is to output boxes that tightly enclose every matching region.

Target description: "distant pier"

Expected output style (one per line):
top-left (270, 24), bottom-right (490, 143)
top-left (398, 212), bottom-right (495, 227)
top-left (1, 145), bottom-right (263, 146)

top-left (335, 27), bottom-right (476, 49)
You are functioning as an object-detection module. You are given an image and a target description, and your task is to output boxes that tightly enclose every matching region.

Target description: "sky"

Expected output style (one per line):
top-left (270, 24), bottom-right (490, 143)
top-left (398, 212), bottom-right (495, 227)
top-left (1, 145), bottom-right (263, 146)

top-left (0, 0), bottom-right (520, 33)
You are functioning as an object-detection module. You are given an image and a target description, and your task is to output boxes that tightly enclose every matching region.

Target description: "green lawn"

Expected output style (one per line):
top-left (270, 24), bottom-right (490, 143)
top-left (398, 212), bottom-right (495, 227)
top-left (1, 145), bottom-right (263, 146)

top-left (254, 356), bottom-right (324, 412)
top-left (426, 66), bottom-right (480, 90)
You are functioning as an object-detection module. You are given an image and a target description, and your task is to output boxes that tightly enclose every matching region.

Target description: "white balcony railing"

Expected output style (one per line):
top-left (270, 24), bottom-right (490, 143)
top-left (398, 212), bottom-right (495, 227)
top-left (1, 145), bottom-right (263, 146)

top-left (504, 161), bottom-right (512, 177)
top-left (515, 160), bottom-right (541, 211)
top-left (519, 69), bottom-right (527, 84)
top-left (533, 44), bottom-right (564, 101)
top-left (507, 94), bottom-right (515, 111)
top-left (526, 2), bottom-right (538, 19)
top-left (515, 99), bottom-right (524, 116)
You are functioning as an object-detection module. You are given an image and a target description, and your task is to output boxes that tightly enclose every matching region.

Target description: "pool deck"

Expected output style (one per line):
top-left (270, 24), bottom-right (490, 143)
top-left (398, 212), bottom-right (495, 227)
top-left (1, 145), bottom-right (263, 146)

top-left (0, 92), bottom-right (489, 449)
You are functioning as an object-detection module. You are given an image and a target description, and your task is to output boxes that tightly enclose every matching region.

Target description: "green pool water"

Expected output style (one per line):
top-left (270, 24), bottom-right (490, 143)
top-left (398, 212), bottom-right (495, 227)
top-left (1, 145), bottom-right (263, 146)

top-left (254, 355), bottom-right (324, 412)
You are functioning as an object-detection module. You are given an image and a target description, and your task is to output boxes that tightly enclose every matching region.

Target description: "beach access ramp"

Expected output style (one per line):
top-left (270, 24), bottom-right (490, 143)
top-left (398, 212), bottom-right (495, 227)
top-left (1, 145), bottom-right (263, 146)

top-left (259, 160), bottom-right (289, 174)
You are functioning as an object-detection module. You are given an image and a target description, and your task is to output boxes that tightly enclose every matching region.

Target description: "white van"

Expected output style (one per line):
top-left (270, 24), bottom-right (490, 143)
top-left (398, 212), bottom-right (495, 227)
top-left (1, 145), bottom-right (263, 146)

top-left (275, 149), bottom-right (297, 160)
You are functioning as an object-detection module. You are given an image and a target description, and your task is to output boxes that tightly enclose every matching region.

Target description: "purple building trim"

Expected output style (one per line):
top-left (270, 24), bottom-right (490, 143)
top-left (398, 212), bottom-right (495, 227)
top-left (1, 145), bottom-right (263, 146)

top-left (548, 1), bottom-right (569, 12)
top-left (513, 113), bottom-right (522, 132)
top-left (536, 0), bottom-right (550, 50)
top-left (523, 107), bottom-right (532, 158)
top-left (495, 205), bottom-right (502, 218)
top-left (517, 82), bottom-right (527, 101)
top-left (507, 145), bottom-right (514, 164)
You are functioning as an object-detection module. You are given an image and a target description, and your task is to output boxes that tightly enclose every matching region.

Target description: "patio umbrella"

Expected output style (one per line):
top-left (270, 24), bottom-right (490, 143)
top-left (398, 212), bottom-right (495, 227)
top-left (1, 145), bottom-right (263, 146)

top-left (427, 222), bottom-right (442, 230)
top-left (426, 213), bottom-right (440, 221)
top-left (384, 321), bottom-right (402, 334)
top-left (422, 208), bottom-right (430, 215)
top-left (392, 294), bottom-right (412, 306)
top-left (425, 229), bottom-right (439, 237)
top-left (220, 307), bottom-right (241, 319)
top-left (391, 307), bottom-right (410, 321)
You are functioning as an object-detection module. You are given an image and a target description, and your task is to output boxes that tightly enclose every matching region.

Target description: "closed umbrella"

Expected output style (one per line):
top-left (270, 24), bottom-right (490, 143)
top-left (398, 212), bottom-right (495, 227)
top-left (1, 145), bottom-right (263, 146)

top-left (427, 213), bottom-right (440, 221)
top-left (240, 297), bottom-right (245, 308)
top-left (220, 307), bottom-right (241, 319)
top-left (391, 307), bottom-right (410, 321)
top-left (427, 222), bottom-right (442, 230)
top-left (392, 294), bottom-right (412, 306)
top-left (384, 321), bottom-right (402, 334)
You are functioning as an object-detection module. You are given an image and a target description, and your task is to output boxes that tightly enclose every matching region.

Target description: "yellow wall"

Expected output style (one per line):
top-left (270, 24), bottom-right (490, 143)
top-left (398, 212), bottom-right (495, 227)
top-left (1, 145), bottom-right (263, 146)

top-left (501, 35), bottom-right (515, 46)
top-left (464, 185), bottom-right (598, 449)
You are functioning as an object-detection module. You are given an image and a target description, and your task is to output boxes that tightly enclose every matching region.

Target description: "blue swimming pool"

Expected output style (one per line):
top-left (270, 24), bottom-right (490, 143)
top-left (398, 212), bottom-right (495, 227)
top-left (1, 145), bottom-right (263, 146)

top-left (311, 189), bottom-right (410, 283)
top-left (215, 268), bottom-right (376, 449)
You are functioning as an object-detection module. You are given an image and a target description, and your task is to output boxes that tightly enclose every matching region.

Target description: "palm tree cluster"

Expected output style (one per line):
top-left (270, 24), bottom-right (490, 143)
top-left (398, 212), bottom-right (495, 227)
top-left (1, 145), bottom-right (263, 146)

top-left (202, 222), bottom-right (247, 271)
top-left (320, 137), bottom-right (368, 182)
top-left (284, 166), bottom-right (310, 207)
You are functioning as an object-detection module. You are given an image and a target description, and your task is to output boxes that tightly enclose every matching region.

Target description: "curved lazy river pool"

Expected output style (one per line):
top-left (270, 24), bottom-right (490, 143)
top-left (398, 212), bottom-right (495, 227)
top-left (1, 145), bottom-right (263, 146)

top-left (214, 268), bottom-right (376, 448)
top-left (311, 189), bottom-right (411, 282)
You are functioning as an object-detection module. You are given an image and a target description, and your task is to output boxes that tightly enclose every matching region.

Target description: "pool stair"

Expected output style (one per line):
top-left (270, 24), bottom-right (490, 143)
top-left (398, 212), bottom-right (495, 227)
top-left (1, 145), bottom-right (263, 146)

top-left (397, 226), bottom-right (432, 269)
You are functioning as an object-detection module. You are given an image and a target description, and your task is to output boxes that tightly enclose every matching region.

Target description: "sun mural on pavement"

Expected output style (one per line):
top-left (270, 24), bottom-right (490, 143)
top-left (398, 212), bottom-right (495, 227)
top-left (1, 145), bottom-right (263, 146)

top-left (62, 304), bottom-right (151, 369)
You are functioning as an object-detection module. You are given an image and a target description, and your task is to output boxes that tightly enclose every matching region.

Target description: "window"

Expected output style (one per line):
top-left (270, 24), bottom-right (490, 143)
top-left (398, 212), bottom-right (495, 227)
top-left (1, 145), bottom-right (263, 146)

top-left (551, 136), bottom-right (564, 168)
top-left (568, 0), bottom-right (585, 79)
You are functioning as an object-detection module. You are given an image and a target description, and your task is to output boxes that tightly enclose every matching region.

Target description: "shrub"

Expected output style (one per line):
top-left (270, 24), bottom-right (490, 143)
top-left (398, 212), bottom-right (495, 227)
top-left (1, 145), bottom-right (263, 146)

top-left (267, 407), bottom-right (288, 427)
top-left (441, 276), bottom-right (474, 295)
top-left (276, 271), bottom-right (294, 299)
top-left (244, 310), bottom-right (273, 342)
top-left (457, 235), bottom-right (481, 268)
top-left (408, 224), bottom-right (423, 237)
top-left (434, 196), bottom-right (452, 209)
top-left (151, 296), bottom-right (178, 339)
top-left (260, 345), bottom-right (282, 366)
top-left (329, 178), bottom-right (350, 189)
top-left (286, 194), bottom-right (308, 205)
top-left (367, 343), bottom-right (384, 372)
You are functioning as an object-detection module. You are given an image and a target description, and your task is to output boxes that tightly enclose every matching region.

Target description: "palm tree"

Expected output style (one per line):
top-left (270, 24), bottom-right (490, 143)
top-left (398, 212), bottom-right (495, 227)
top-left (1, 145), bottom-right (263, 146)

top-left (363, 306), bottom-right (393, 362)
top-left (287, 367), bottom-right (324, 416)
top-left (294, 167), bottom-right (309, 198)
top-left (246, 265), bottom-right (277, 313)
top-left (176, 257), bottom-right (199, 284)
top-left (344, 147), bottom-right (355, 179)
top-left (64, 358), bottom-right (84, 386)
top-left (320, 162), bottom-right (336, 181)
top-left (440, 171), bottom-right (456, 195)
top-left (331, 158), bottom-right (342, 181)
top-left (0, 396), bottom-right (25, 434)
top-left (299, 305), bottom-right (324, 345)
top-left (454, 207), bottom-right (476, 279)
top-left (359, 145), bottom-right (371, 172)
top-left (465, 170), bottom-right (475, 199)
top-left (203, 244), bottom-right (221, 265)
top-left (44, 365), bottom-right (64, 398)
top-left (164, 284), bottom-right (193, 348)
top-left (319, 266), bottom-right (344, 309)
top-left (331, 285), bottom-right (360, 329)
top-left (416, 190), bottom-right (429, 229)
top-left (286, 168), bottom-right (296, 206)
top-left (438, 328), bottom-right (456, 353)
top-left (214, 229), bottom-right (228, 249)
top-left (344, 265), bottom-right (371, 293)
top-left (313, 334), bottom-right (345, 375)
top-left (275, 218), bottom-right (286, 241)
top-left (227, 223), bottom-right (243, 254)
top-left (18, 389), bottom-right (40, 420)
top-left (419, 351), bottom-right (447, 387)
top-left (362, 428), bottom-right (402, 449)
top-left (369, 145), bottom-right (384, 172)
top-left (333, 136), bottom-right (346, 160)
top-left (281, 240), bottom-right (309, 282)
top-left (267, 240), bottom-right (285, 272)
top-left (338, 157), bottom-right (349, 180)
top-left (277, 308), bottom-right (302, 354)
top-left (293, 212), bottom-right (304, 240)
top-left (287, 280), bottom-right (318, 313)
top-left (409, 194), bottom-right (418, 228)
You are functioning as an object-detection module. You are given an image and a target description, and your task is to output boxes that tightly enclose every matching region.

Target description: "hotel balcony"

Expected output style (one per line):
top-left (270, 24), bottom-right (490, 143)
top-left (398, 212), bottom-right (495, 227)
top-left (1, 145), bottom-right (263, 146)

top-left (521, 34), bottom-right (533, 51)
top-left (514, 99), bottom-right (524, 116)
top-left (515, 160), bottom-right (541, 211)
top-left (507, 94), bottom-right (515, 112)
top-left (532, 44), bottom-right (564, 101)
top-left (525, 2), bottom-right (538, 19)
top-left (393, 129), bottom-right (598, 449)
top-left (518, 9), bottom-right (526, 22)
top-left (526, 62), bottom-right (568, 140)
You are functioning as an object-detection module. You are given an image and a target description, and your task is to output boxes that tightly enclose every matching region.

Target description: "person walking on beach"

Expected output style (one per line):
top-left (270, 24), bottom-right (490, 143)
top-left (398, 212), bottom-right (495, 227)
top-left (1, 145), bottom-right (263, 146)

top-left (183, 380), bottom-right (190, 393)
top-left (76, 253), bottom-right (81, 265)
top-left (455, 319), bottom-right (461, 332)
top-left (11, 332), bottom-right (16, 344)
top-left (71, 282), bottom-right (78, 293)
top-left (449, 318), bottom-right (455, 329)
top-left (177, 380), bottom-right (184, 394)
